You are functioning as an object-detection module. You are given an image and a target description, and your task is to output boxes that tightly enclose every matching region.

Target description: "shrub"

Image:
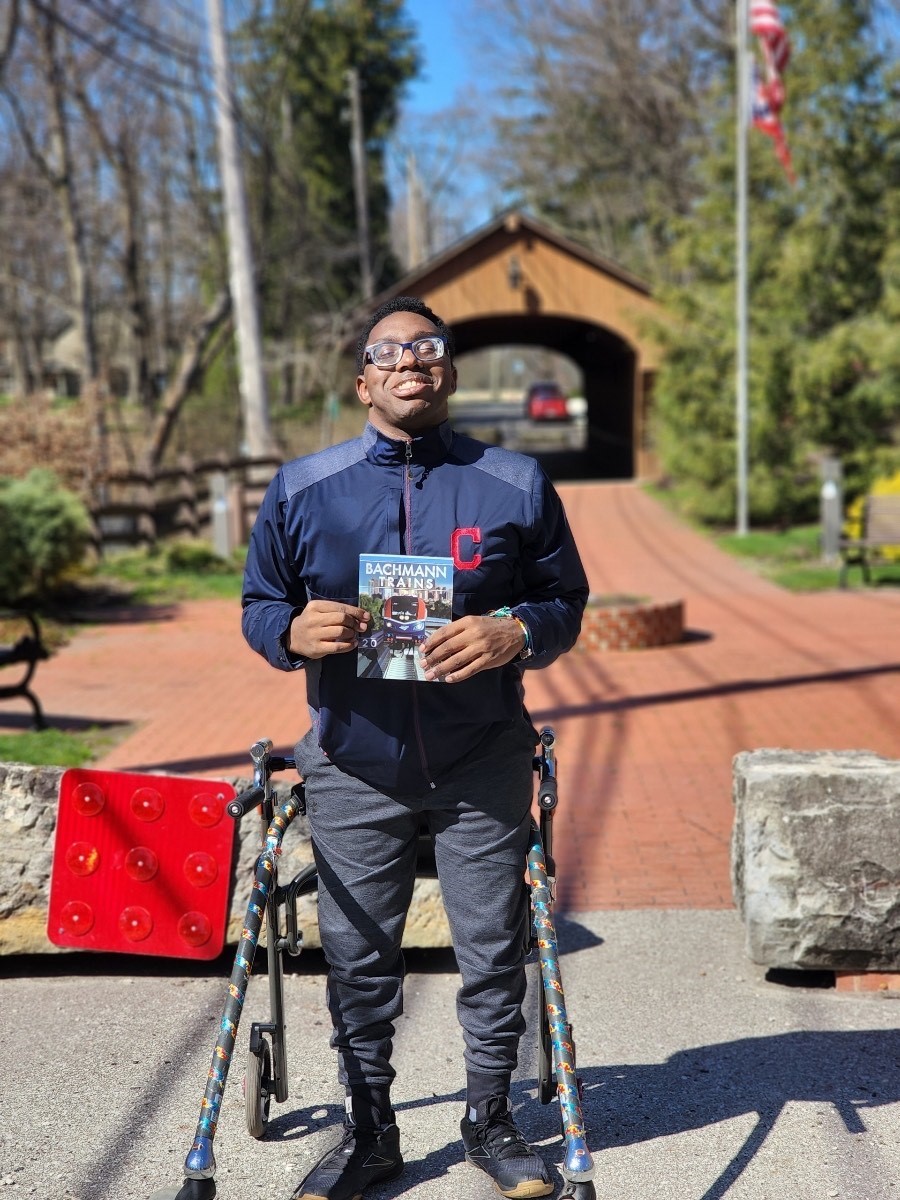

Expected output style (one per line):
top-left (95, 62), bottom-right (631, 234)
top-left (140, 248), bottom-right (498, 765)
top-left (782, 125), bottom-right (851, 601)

top-left (0, 470), bottom-right (93, 604)
top-left (164, 539), bottom-right (232, 574)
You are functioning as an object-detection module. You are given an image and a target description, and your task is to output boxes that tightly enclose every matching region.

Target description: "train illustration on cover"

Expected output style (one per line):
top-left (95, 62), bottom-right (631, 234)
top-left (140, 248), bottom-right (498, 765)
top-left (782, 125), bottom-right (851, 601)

top-left (381, 594), bottom-right (428, 651)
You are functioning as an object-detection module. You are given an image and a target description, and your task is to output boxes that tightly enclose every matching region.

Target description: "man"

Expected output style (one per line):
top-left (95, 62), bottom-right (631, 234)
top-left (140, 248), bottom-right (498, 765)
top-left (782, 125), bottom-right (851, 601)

top-left (242, 296), bottom-right (588, 1200)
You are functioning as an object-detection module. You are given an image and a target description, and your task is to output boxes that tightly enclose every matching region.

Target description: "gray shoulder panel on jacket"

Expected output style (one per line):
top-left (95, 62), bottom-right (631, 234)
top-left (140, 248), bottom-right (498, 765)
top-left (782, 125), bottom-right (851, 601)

top-left (281, 438), bottom-right (365, 498)
top-left (450, 432), bottom-right (539, 492)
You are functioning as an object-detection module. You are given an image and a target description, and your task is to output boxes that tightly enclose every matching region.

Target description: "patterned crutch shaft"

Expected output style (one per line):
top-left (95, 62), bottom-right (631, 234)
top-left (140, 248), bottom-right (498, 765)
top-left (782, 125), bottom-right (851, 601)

top-left (528, 828), bottom-right (594, 1183)
top-left (183, 794), bottom-right (302, 1180)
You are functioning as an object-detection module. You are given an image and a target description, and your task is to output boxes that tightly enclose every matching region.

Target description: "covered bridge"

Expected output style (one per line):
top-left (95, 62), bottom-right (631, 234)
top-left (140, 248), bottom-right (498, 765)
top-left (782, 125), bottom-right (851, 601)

top-left (375, 211), bottom-right (664, 479)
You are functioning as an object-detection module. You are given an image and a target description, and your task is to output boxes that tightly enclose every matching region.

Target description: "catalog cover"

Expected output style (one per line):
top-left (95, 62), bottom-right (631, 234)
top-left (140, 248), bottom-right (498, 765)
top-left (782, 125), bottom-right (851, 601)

top-left (357, 553), bottom-right (453, 681)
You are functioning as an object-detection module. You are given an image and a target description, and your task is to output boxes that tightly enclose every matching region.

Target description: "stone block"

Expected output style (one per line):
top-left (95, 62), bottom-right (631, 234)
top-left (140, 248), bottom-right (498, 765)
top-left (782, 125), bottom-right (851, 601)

top-left (732, 749), bottom-right (900, 970)
top-left (0, 764), bottom-right (451, 956)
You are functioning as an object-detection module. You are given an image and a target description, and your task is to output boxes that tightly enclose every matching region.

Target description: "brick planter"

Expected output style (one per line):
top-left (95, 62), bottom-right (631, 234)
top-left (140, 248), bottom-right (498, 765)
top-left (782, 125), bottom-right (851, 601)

top-left (576, 595), bottom-right (685, 652)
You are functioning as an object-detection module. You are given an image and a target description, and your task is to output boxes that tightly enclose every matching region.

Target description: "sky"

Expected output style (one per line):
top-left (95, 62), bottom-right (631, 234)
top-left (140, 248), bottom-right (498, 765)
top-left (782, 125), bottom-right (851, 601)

top-left (401, 1), bottom-right (475, 116)
top-left (393, 1), bottom-right (500, 239)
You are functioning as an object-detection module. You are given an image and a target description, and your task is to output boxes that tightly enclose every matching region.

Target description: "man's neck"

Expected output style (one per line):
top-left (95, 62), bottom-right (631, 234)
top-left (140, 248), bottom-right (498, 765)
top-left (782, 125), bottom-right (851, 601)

top-left (368, 416), bottom-right (446, 442)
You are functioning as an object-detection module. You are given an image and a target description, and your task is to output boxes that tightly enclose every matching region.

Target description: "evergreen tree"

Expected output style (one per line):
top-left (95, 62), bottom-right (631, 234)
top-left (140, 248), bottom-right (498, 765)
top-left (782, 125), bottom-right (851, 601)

top-left (236, 0), bottom-right (419, 404)
top-left (651, 0), bottom-right (900, 524)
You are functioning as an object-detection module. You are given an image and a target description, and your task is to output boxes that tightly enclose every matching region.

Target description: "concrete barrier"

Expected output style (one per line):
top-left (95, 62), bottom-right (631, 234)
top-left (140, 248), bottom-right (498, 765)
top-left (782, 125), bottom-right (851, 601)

top-left (0, 763), bottom-right (451, 956)
top-left (732, 749), bottom-right (900, 970)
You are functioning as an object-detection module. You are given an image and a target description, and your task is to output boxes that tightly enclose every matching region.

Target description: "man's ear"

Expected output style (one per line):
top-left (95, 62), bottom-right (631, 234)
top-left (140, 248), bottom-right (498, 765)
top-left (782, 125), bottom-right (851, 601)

top-left (356, 373), bottom-right (372, 408)
top-left (449, 365), bottom-right (458, 395)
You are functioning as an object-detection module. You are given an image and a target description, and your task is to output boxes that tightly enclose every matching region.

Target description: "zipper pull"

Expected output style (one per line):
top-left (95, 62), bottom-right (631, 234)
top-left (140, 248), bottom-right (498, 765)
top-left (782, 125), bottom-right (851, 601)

top-left (404, 439), bottom-right (412, 481)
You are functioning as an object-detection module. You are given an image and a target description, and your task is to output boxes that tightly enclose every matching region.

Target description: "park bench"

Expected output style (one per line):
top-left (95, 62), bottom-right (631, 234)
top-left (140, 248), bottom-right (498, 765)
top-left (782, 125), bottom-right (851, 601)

top-left (839, 494), bottom-right (900, 587)
top-left (0, 610), bottom-right (50, 730)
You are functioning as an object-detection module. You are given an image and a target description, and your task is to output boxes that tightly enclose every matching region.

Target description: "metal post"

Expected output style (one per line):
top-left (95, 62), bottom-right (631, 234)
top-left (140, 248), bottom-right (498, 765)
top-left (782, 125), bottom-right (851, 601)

top-left (735, 0), bottom-right (750, 536)
top-left (210, 470), bottom-right (233, 559)
top-left (820, 457), bottom-right (843, 563)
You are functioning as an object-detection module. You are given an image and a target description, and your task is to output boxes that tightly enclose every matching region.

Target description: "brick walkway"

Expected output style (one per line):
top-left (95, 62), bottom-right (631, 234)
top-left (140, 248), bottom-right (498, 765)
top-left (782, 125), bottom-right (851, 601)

top-left (5, 483), bottom-right (899, 911)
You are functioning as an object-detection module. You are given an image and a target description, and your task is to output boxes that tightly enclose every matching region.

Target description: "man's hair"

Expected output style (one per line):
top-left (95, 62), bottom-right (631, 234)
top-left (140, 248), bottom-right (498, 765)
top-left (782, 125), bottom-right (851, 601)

top-left (355, 295), bottom-right (456, 373)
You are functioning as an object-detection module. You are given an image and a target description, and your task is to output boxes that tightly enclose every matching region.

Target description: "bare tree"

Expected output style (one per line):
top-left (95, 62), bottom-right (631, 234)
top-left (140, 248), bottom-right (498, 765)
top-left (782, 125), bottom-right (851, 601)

top-left (144, 289), bottom-right (233, 468)
top-left (0, 0), bottom-right (20, 78)
top-left (388, 101), bottom-right (494, 264)
top-left (0, 0), bottom-right (238, 481)
top-left (0, 135), bottom-right (72, 395)
top-left (472, 0), bottom-right (732, 274)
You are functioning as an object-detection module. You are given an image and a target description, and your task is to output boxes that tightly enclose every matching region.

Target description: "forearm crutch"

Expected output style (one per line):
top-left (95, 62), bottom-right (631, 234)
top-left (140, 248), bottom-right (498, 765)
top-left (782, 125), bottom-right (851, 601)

top-left (162, 740), bottom-right (307, 1200)
top-left (530, 728), bottom-right (596, 1200)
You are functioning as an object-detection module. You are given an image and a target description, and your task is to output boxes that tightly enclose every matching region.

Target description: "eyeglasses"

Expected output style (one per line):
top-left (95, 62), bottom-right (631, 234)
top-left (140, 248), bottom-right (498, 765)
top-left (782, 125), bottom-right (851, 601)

top-left (363, 337), bottom-right (446, 369)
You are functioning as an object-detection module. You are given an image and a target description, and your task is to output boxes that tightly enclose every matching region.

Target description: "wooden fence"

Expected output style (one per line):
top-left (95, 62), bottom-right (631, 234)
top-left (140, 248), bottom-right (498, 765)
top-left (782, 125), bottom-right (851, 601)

top-left (91, 453), bottom-right (283, 555)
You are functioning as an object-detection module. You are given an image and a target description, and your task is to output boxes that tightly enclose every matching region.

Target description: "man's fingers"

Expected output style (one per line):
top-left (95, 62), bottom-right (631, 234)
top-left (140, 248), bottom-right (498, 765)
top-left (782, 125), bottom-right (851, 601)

top-left (289, 601), bottom-right (369, 658)
top-left (308, 601), bottom-right (368, 623)
top-left (419, 614), bottom-right (523, 681)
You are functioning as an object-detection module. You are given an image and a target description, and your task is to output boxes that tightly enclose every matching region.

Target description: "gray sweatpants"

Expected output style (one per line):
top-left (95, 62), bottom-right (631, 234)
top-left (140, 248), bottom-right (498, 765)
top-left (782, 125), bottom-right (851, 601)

top-left (294, 720), bottom-right (536, 1098)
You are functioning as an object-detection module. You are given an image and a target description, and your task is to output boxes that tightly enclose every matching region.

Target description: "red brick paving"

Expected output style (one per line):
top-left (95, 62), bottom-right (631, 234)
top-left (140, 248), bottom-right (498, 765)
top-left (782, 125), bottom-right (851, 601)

top-left (4, 483), bottom-right (899, 912)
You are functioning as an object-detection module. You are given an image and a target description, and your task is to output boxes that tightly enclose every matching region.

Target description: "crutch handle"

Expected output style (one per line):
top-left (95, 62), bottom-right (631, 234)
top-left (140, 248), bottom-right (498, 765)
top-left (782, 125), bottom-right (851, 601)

top-left (537, 779), bottom-right (558, 811)
top-left (227, 785), bottom-right (265, 818)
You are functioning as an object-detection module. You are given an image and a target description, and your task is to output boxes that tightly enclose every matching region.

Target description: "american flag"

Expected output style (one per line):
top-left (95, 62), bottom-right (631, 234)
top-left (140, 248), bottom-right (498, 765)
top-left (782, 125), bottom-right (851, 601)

top-left (749, 0), bottom-right (795, 182)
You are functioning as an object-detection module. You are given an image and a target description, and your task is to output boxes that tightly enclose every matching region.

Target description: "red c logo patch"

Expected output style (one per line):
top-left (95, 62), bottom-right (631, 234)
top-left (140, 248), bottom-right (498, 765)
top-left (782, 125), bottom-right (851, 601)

top-left (451, 527), bottom-right (482, 570)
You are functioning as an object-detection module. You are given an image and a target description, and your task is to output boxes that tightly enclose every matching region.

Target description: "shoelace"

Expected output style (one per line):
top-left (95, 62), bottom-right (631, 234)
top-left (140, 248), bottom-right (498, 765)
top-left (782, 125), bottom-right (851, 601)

top-left (329, 1125), bottom-right (377, 1160)
top-left (476, 1113), bottom-right (530, 1160)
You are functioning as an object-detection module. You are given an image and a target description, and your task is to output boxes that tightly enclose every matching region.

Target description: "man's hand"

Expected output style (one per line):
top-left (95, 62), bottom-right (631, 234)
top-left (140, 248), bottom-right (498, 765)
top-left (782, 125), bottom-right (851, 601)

top-left (288, 601), bottom-right (369, 659)
top-left (418, 615), bottom-right (525, 683)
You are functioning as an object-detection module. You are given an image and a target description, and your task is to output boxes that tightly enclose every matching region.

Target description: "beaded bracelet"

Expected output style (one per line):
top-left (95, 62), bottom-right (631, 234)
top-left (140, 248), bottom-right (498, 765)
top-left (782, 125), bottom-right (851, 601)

top-left (488, 607), bottom-right (533, 659)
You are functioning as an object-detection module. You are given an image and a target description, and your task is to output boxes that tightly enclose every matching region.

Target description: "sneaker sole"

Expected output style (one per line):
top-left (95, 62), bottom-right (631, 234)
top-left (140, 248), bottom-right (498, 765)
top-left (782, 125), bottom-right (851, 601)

top-left (464, 1156), bottom-right (554, 1200)
top-left (292, 1159), bottom-right (404, 1200)
top-left (494, 1182), bottom-right (554, 1199)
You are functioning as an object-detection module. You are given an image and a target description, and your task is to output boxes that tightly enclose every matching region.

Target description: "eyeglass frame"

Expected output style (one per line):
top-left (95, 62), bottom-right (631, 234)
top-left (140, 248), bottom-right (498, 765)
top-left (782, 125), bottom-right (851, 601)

top-left (363, 337), bottom-right (447, 369)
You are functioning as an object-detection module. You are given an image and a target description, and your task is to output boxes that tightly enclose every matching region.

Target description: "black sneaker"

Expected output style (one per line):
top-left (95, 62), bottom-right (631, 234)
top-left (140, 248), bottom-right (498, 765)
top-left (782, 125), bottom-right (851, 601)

top-left (460, 1095), bottom-right (553, 1198)
top-left (292, 1118), bottom-right (403, 1200)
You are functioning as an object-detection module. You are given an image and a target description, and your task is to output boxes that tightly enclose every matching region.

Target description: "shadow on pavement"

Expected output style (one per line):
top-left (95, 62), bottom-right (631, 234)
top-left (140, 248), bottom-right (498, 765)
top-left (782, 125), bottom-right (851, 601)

top-left (532, 660), bottom-right (900, 725)
top-left (328, 1028), bottom-right (900, 1200)
top-left (575, 1029), bottom-right (900, 1200)
top-left (0, 710), bottom-right (130, 733)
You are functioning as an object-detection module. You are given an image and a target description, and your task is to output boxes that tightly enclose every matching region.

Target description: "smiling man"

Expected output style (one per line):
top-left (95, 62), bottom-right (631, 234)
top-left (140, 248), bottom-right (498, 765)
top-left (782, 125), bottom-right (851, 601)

top-left (242, 296), bottom-right (588, 1200)
top-left (356, 308), bottom-right (455, 437)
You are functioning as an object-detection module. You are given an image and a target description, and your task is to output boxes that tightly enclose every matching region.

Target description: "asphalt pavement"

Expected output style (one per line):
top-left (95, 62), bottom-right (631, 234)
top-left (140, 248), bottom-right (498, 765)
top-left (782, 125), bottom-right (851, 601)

top-left (4, 909), bottom-right (900, 1200)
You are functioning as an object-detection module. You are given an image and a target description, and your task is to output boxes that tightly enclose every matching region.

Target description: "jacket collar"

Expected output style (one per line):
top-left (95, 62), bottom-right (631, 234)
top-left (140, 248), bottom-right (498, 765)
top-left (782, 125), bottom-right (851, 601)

top-left (363, 420), bottom-right (454, 466)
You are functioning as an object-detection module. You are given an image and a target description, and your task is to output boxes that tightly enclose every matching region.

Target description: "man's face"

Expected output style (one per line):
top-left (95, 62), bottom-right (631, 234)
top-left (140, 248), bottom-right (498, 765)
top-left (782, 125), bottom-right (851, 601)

top-left (356, 310), bottom-right (457, 439)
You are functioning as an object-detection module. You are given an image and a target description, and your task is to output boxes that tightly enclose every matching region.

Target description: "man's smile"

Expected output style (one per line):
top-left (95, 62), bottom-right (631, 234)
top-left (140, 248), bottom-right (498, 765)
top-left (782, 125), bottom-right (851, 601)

top-left (392, 374), bottom-right (435, 397)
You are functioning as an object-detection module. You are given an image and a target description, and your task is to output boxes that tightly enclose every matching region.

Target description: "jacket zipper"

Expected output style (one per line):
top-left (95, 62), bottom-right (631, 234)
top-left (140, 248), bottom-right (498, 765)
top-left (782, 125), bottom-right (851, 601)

top-left (404, 440), bottom-right (435, 789)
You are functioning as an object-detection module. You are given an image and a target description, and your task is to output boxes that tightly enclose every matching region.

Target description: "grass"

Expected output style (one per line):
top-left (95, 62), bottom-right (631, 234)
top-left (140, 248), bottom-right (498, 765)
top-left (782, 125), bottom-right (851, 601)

top-left (83, 542), bottom-right (246, 607)
top-left (0, 724), bottom-right (131, 767)
top-left (712, 524), bottom-right (900, 590)
top-left (644, 488), bottom-right (900, 591)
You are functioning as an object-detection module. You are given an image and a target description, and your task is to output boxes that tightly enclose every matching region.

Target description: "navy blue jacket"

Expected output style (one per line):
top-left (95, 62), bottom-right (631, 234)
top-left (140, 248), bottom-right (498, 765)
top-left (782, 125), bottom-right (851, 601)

top-left (242, 421), bottom-right (588, 792)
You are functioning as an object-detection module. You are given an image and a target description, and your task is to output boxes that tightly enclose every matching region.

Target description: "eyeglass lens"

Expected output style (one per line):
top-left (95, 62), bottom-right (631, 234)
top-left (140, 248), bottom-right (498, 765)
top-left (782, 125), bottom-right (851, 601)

top-left (368, 338), bottom-right (444, 367)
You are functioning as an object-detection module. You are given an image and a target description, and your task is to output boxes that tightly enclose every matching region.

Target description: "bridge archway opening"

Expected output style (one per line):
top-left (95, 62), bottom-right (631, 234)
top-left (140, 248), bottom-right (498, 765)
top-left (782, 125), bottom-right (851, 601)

top-left (452, 313), bottom-right (637, 479)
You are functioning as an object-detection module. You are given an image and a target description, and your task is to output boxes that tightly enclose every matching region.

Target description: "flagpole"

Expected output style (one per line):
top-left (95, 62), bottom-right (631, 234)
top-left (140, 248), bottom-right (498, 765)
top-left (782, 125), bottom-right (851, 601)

top-left (735, 0), bottom-right (750, 536)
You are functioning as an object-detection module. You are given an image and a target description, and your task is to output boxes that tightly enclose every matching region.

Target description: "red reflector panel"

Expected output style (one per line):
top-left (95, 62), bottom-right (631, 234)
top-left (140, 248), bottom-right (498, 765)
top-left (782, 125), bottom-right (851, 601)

top-left (49, 770), bottom-right (237, 959)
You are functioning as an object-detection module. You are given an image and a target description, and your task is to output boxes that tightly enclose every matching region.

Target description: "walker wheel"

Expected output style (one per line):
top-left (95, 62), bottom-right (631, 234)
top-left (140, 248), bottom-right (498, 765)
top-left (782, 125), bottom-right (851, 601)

top-left (244, 1040), bottom-right (273, 1138)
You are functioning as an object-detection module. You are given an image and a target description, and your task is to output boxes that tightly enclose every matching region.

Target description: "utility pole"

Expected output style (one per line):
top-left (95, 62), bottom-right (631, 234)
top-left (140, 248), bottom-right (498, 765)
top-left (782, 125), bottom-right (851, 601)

top-left (406, 152), bottom-right (426, 268)
top-left (206, 0), bottom-right (274, 458)
top-left (735, 0), bottom-right (750, 535)
top-left (346, 66), bottom-right (374, 301)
